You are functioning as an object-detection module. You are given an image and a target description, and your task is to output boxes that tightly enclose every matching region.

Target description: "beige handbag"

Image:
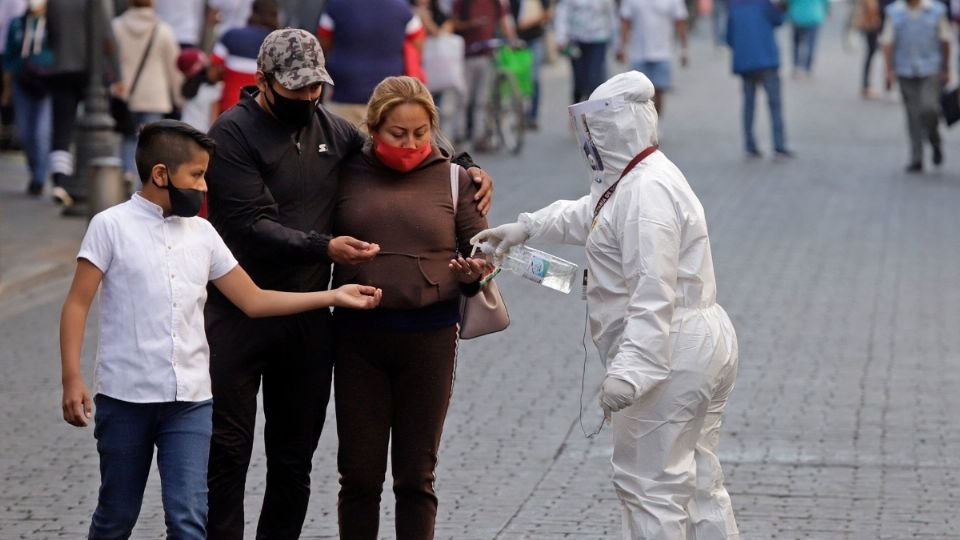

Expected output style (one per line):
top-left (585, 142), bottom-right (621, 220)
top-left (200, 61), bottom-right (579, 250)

top-left (450, 164), bottom-right (510, 339)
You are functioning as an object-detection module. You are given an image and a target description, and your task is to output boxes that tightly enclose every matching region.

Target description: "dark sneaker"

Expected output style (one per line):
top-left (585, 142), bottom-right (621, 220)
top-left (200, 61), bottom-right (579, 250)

top-left (746, 149), bottom-right (763, 160)
top-left (933, 145), bottom-right (943, 166)
top-left (774, 149), bottom-right (795, 161)
top-left (525, 118), bottom-right (539, 131)
top-left (905, 162), bottom-right (923, 174)
top-left (61, 204), bottom-right (87, 218)
top-left (26, 183), bottom-right (43, 197)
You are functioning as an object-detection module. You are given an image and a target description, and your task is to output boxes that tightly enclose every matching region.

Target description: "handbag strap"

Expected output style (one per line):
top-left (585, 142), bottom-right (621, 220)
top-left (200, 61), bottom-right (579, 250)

top-left (592, 145), bottom-right (658, 222)
top-left (450, 163), bottom-right (459, 215)
top-left (451, 161), bottom-right (498, 284)
top-left (128, 24), bottom-right (158, 100)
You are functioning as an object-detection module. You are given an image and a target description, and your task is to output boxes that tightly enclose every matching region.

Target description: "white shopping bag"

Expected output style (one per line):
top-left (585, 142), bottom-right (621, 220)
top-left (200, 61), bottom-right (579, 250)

top-left (422, 33), bottom-right (466, 94)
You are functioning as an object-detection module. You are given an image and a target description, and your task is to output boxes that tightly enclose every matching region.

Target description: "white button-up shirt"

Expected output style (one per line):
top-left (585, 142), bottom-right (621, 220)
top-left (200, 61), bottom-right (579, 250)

top-left (78, 193), bottom-right (237, 403)
top-left (620, 0), bottom-right (688, 63)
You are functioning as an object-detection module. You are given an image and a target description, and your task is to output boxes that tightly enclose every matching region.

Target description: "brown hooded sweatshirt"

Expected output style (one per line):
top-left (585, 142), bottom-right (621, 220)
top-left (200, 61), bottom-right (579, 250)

top-left (333, 142), bottom-right (488, 326)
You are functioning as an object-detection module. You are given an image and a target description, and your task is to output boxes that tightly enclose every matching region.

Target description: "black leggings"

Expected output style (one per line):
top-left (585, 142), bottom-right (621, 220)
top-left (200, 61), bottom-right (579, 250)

top-left (863, 30), bottom-right (880, 90)
top-left (48, 71), bottom-right (87, 154)
top-left (335, 324), bottom-right (458, 540)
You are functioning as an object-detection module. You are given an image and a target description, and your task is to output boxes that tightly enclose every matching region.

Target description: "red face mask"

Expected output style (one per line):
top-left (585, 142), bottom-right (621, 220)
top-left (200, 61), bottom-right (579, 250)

top-left (373, 136), bottom-right (433, 173)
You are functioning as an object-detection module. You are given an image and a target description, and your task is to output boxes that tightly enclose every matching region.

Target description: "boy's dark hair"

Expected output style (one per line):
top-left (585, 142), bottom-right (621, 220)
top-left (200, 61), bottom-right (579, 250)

top-left (135, 120), bottom-right (217, 183)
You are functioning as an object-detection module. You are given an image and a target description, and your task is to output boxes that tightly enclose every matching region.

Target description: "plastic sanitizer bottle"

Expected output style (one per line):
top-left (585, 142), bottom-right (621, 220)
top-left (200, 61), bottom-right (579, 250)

top-left (473, 242), bottom-right (579, 294)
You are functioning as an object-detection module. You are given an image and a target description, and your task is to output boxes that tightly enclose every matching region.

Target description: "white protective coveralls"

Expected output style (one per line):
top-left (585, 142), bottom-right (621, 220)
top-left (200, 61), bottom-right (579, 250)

top-left (475, 72), bottom-right (740, 539)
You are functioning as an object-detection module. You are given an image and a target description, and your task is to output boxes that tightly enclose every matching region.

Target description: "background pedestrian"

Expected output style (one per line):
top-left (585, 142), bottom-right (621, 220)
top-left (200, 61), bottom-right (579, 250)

top-left (450, 0), bottom-right (519, 149)
top-left (0, 0), bottom-right (26, 152)
top-left (852, 0), bottom-right (883, 97)
top-left (509, 0), bottom-right (552, 130)
top-left (617, 0), bottom-right (689, 114)
top-left (318, 0), bottom-right (426, 129)
top-left (111, 0), bottom-right (183, 185)
top-left (2, 0), bottom-right (53, 197)
top-left (208, 0), bottom-right (278, 116)
top-left (881, 0), bottom-right (951, 172)
top-left (727, 0), bottom-right (792, 159)
top-left (787, 0), bottom-right (829, 77)
top-left (553, 0), bottom-right (617, 103)
top-left (46, 0), bottom-right (119, 209)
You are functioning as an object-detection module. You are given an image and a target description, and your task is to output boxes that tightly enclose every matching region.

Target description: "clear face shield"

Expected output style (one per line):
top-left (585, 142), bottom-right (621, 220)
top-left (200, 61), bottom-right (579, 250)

top-left (568, 94), bottom-right (625, 185)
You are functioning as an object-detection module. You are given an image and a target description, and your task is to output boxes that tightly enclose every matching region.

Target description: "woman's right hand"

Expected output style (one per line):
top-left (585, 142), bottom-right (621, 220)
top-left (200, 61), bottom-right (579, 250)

top-left (332, 284), bottom-right (382, 309)
top-left (449, 256), bottom-right (487, 283)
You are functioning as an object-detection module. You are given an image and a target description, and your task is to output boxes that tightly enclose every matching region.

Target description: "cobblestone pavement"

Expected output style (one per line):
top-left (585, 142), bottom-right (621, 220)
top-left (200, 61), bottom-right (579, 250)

top-left (2, 18), bottom-right (960, 539)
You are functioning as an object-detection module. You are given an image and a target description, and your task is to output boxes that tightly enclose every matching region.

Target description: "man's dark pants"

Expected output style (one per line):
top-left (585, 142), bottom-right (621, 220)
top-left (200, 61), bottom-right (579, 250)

top-left (205, 302), bottom-right (333, 539)
top-left (898, 75), bottom-right (942, 166)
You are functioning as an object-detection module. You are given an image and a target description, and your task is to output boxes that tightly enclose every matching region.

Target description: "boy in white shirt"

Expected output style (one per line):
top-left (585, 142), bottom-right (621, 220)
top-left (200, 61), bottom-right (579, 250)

top-left (58, 120), bottom-right (381, 539)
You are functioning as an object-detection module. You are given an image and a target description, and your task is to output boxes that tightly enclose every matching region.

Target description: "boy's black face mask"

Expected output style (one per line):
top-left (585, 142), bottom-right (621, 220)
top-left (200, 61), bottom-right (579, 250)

top-left (156, 171), bottom-right (204, 218)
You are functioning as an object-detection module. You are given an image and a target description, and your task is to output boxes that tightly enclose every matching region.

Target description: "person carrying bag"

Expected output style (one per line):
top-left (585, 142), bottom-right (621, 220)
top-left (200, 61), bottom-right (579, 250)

top-left (110, 24), bottom-right (157, 136)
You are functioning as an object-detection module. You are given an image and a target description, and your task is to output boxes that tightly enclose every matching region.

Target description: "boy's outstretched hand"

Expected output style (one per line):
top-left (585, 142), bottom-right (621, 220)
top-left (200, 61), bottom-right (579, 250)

top-left (333, 284), bottom-right (382, 309)
top-left (62, 378), bottom-right (92, 427)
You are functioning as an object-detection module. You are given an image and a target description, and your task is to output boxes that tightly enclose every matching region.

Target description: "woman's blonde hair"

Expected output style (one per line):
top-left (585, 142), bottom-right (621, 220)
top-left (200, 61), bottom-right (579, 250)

top-left (366, 76), bottom-right (449, 147)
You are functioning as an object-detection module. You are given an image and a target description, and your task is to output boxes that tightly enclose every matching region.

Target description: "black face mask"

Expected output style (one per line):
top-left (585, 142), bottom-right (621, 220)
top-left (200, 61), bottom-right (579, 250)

top-left (157, 173), bottom-right (204, 218)
top-left (266, 83), bottom-right (316, 128)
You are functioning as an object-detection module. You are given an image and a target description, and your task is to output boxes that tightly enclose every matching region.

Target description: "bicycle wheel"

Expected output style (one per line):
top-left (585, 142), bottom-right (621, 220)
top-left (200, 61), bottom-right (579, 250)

top-left (491, 69), bottom-right (525, 155)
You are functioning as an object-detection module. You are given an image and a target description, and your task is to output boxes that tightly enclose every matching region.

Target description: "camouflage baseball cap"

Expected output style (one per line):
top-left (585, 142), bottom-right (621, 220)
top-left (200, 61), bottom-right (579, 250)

top-left (257, 28), bottom-right (334, 89)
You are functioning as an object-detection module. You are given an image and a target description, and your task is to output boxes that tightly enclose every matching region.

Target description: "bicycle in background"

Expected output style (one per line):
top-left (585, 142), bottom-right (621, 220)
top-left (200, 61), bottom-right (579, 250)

top-left (467, 39), bottom-right (531, 155)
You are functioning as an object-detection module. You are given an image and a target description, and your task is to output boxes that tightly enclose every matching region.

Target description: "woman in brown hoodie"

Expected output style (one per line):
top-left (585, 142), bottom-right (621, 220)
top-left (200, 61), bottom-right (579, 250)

top-left (331, 76), bottom-right (490, 539)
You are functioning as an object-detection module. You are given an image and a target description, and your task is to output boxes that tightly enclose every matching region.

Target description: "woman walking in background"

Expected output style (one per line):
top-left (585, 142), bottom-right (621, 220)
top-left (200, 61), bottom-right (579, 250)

top-left (853, 0), bottom-right (883, 97)
top-left (111, 0), bottom-right (183, 184)
top-left (787, 0), bottom-right (829, 77)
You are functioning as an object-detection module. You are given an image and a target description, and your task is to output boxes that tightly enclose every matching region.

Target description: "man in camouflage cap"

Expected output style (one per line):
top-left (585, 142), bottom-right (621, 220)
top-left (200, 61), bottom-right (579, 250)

top-left (203, 27), bottom-right (494, 539)
top-left (257, 27), bottom-right (333, 91)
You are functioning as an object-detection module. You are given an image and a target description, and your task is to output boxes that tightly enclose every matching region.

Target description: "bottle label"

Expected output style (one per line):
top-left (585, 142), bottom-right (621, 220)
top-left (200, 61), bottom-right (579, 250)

top-left (523, 255), bottom-right (550, 284)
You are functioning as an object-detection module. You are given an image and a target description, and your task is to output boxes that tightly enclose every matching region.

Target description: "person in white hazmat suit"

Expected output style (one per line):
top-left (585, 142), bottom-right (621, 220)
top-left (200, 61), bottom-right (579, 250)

top-left (471, 71), bottom-right (740, 540)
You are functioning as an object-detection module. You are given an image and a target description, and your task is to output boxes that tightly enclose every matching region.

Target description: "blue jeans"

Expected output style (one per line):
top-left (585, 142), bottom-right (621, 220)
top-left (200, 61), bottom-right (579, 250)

top-left (741, 69), bottom-right (786, 153)
top-left (122, 112), bottom-right (163, 178)
top-left (792, 25), bottom-right (819, 72)
top-left (11, 81), bottom-right (51, 189)
top-left (89, 395), bottom-right (212, 540)
top-left (712, 0), bottom-right (727, 47)
top-left (571, 41), bottom-right (608, 103)
top-left (527, 37), bottom-right (546, 121)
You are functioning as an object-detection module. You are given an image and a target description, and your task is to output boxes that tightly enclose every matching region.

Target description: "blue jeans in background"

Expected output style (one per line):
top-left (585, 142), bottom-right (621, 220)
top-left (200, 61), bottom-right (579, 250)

top-left (712, 0), bottom-right (728, 47)
top-left (570, 41), bottom-right (608, 103)
top-left (11, 82), bottom-right (51, 192)
top-left (527, 37), bottom-right (546, 122)
top-left (741, 69), bottom-right (787, 154)
top-left (122, 112), bottom-right (163, 179)
top-left (88, 395), bottom-right (212, 540)
top-left (792, 25), bottom-right (819, 72)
